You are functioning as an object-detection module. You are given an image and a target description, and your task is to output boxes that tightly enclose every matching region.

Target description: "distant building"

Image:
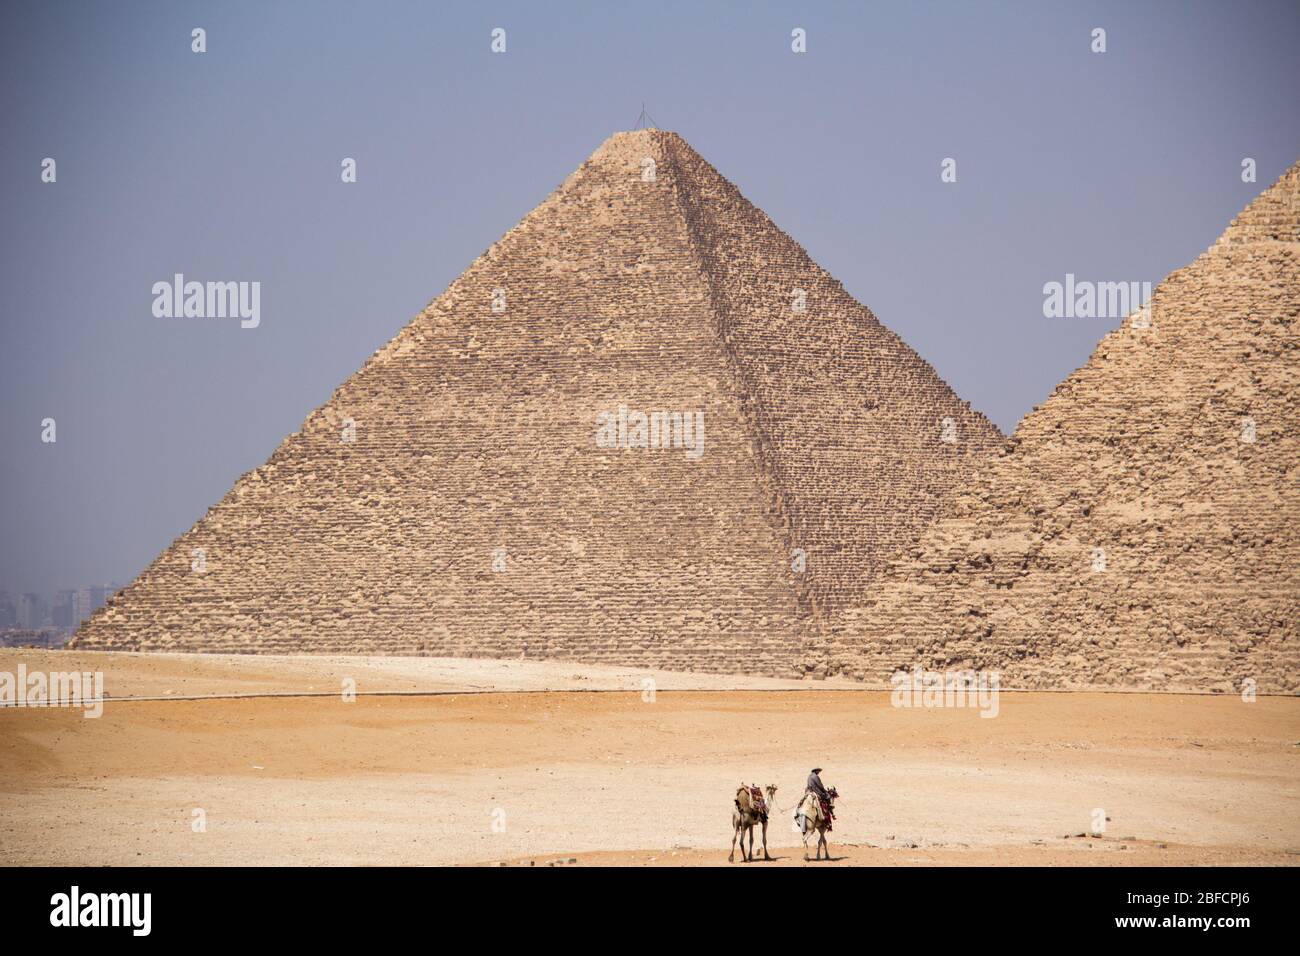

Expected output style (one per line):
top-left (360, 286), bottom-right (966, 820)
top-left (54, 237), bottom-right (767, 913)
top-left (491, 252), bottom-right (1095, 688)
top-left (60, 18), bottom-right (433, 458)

top-left (0, 591), bottom-right (15, 628)
top-left (0, 628), bottom-right (68, 649)
top-left (16, 592), bottom-right (47, 630)
top-left (52, 590), bottom-right (77, 629)
top-left (72, 584), bottom-right (115, 624)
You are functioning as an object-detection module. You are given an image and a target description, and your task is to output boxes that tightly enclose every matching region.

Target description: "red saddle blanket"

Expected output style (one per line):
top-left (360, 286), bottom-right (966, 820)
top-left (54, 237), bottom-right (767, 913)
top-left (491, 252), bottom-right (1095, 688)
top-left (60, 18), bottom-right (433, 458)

top-left (819, 798), bottom-right (834, 831)
top-left (748, 787), bottom-right (767, 814)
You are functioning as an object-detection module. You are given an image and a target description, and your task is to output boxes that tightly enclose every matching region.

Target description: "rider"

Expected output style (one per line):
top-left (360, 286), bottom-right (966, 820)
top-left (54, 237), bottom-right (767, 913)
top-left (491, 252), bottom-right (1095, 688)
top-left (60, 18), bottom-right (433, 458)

top-left (806, 767), bottom-right (830, 802)
top-left (806, 767), bottom-right (834, 828)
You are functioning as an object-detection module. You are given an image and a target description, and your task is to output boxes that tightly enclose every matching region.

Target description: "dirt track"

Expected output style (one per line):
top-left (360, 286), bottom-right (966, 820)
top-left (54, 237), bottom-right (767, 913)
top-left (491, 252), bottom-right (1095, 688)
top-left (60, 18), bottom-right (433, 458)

top-left (1, 651), bottom-right (1296, 866)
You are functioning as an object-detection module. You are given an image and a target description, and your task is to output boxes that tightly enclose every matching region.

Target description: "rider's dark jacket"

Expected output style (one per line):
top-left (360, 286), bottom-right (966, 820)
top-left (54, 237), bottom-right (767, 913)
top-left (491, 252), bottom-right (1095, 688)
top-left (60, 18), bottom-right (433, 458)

top-left (806, 771), bottom-right (830, 801)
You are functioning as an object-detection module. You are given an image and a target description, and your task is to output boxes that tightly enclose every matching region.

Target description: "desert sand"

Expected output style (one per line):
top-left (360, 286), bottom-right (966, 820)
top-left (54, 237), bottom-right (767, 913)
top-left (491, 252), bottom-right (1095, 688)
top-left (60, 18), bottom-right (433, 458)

top-left (1, 650), bottom-right (1296, 867)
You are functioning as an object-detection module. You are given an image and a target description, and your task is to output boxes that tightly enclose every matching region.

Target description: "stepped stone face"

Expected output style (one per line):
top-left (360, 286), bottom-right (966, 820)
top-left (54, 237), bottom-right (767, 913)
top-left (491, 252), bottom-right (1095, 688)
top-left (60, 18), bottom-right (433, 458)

top-left (816, 163), bottom-right (1300, 693)
top-left (73, 130), bottom-right (1002, 673)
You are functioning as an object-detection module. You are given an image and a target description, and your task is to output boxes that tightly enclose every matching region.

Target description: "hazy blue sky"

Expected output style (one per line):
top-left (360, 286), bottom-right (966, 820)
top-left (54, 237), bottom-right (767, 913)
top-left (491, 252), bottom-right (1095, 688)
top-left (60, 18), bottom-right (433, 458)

top-left (2, 0), bottom-right (1298, 596)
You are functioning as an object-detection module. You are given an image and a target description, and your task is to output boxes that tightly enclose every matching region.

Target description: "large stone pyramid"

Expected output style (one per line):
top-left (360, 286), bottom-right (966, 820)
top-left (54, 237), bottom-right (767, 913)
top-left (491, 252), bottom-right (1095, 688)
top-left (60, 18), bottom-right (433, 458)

top-left (74, 130), bottom-right (1002, 673)
top-left (816, 162), bottom-right (1300, 692)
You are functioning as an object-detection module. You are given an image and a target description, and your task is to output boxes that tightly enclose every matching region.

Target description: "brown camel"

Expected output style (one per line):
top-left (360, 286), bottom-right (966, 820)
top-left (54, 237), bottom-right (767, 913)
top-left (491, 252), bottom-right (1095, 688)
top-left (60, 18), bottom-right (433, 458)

top-left (796, 786), bottom-right (838, 861)
top-left (730, 783), bottom-right (778, 862)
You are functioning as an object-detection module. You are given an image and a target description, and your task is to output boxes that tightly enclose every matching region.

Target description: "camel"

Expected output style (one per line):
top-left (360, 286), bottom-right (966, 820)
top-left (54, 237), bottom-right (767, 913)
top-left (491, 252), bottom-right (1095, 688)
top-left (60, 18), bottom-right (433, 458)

top-left (729, 783), bottom-right (778, 862)
top-left (796, 786), bottom-right (838, 861)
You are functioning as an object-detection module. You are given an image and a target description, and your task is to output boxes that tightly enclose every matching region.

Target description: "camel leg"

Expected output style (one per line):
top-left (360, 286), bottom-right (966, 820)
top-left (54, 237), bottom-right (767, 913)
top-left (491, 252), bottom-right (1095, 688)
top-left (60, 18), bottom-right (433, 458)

top-left (729, 819), bottom-right (739, 863)
top-left (746, 824), bottom-right (754, 862)
top-left (761, 819), bottom-right (771, 861)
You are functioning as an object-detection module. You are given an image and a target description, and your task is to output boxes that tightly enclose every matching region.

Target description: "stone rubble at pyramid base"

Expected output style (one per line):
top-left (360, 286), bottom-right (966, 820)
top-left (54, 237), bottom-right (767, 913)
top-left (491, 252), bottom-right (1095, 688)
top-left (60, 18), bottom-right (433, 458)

top-left (815, 630), bottom-right (1296, 694)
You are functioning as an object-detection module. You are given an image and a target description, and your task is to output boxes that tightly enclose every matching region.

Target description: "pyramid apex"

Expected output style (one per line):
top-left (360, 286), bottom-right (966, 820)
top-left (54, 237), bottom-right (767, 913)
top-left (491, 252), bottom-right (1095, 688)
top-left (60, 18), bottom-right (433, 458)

top-left (603, 127), bottom-right (672, 140)
top-left (583, 128), bottom-right (681, 167)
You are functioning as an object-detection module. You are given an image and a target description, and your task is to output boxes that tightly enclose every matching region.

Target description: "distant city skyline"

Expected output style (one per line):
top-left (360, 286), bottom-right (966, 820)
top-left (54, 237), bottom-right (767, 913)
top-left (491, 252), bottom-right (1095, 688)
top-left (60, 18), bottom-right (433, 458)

top-left (0, 583), bottom-right (122, 632)
top-left (2, 1), bottom-right (1299, 596)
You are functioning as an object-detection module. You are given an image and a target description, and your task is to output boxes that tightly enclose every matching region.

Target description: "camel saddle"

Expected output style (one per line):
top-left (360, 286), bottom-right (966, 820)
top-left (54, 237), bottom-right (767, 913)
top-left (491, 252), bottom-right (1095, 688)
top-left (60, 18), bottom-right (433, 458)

top-left (798, 791), bottom-right (834, 830)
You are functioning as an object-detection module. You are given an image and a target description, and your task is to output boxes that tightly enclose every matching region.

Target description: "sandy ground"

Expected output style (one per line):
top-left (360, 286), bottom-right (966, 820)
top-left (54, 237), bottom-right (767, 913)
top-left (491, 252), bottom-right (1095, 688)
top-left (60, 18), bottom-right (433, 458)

top-left (0, 648), bottom-right (824, 698)
top-left (1, 650), bottom-right (1296, 866)
top-left (487, 840), bottom-right (1283, 867)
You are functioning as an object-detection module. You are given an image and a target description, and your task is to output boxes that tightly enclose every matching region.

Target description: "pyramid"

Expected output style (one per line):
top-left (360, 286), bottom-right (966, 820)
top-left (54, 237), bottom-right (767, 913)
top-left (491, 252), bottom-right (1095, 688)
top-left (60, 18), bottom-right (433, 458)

top-left (815, 162), bottom-right (1300, 692)
top-left (73, 130), bottom-right (1003, 674)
